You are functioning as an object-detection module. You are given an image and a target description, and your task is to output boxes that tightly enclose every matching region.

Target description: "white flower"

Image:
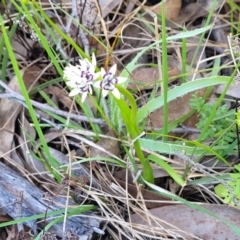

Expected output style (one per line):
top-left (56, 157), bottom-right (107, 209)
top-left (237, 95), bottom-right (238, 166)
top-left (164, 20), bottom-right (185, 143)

top-left (93, 64), bottom-right (127, 99)
top-left (63, 53), bottom-right (99, 102)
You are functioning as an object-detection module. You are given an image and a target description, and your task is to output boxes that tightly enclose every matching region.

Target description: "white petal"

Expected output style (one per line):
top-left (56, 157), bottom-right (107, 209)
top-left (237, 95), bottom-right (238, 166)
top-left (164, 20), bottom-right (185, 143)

top-left (101, 68), bottom-right (106, 77)
top-left (81, 92), bottom-right (88, 102)
top-left (111, 88), bottom-right (120, 99)
top-left (92, 53), bottom-right (97, 67)
top-left (117, 77), bottom-right (127, 84)
top-left (88, 85), bottom-right (93, 94)
top-left (64, 65), bottom-right (82, 81)
top-left (79, 58), bottom-right (86, 65)
top-left (66, 77), bottom-right (86, 87)
top-left (66, 81), bottom-right (77, 87)
top-left (88, 65), bottom-right (95, 74)
top-left (102, 89), bottom-right (109, 98)
top-left (109, 64), bottom-right (117, 75)
top-left (64, 64), bottom-right (75, 71)
top-left (79, 77), bottom-right (88, 85)
top-left (69, 88), bottom-right (80, 97)
top-left (80, 60), bottom-right (88, 71)
top-left (93, 80), bottom-right (102, 88)
top-left (68, 64), bottom-right (80, 72)
top-left (65, 76), bottom-right (78, 83)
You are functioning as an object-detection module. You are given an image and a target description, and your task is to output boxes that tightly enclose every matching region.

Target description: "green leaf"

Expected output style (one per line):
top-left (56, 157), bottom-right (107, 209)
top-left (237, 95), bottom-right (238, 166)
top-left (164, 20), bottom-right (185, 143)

top-left (215, 184), bottom-right (229, 197)
top-left (148, 154), bottom-right (185, 186)
top-left (136, 76), bottom-right (232, 123)
top-left (142, 158), bottom-right (154, 183)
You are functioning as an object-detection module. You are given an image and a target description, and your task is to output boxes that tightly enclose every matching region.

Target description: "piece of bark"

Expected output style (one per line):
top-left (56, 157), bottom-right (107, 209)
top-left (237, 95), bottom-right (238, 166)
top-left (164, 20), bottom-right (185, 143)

top-left (0, 161), bottom-right (101, 239)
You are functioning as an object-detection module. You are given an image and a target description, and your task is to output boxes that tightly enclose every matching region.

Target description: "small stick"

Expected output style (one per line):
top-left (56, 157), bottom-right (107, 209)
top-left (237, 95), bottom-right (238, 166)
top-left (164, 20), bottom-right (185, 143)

top-left (65, 0), bottom-right (91, 55)
top-left (0, 80), bottom-right (106, 125)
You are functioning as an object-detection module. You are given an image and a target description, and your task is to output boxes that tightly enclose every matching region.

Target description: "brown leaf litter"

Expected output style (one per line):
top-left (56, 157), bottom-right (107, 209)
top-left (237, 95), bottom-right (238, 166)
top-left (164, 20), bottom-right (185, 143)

top-left (130, 204), bottom-right (240, 239)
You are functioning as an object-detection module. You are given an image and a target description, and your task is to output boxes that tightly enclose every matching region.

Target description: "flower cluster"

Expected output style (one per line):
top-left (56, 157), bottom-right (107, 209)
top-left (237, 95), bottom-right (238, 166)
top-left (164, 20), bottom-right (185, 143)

top-left (63, 54), bottom-right (127, 102)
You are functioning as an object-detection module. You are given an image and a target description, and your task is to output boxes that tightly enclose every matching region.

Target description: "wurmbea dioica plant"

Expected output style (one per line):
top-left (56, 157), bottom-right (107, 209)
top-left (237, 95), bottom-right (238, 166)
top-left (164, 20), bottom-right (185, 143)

top-left (63, 54), bottom-right (154, 183)
top-left (64, 53), bottom-right (99, 102)
top-left (64, 54), bottom-right (127, 101)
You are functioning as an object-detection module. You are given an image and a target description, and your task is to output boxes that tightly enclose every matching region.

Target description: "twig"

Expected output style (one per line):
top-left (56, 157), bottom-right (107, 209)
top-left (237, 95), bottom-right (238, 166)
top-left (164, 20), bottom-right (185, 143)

top-left (22, 102), bottom-right (63, 130)
top-left (64, 0), bottom-right (91, 55)
top-left (80, 1), bottom-right (98, 55)
top-left (56, 38), bottom-right (68, 59)
top-left (64, 0), bottom-right (77, 34)
top-left (145, 126), bottom-right (201, 134)
top-left (0, 80), bottom-right (106, 125)
top-left (78, 28), bottom-right (90, 56)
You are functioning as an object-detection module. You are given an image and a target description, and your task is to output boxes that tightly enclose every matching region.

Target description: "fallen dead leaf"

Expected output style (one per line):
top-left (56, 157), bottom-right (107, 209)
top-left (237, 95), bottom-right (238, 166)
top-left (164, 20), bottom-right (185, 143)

top-left (12, 37), bottom-right (35, 60)
top-left (120, 22), bottom-right (151, 65)
top-left (0, 212), bottom-right (12, 223)
top-left (175, 2), bottom-right (208, 26)
top-left (40, 0), bottom-right (121, 24)
top-left (149, 88), bottom-right (206, 129)
top-left (130, 204), bottom-right (240, 239)
top-left (36, 131), bottom-right (62, 147)
top-left (211, 18), bottom-right (228, 54)
top-left (0, 65), bottom-right (42, 167)
top-left (215, 83), bottom-right (240, 99)
top-left (19, 114), bottom-right (36, 151)
top-left (90, 130), bottom-right (120, 158)
top-left (90, 0), bottom-right (122, 24)
top-left (45, 86), bottom-right (73, 109)
top-left (202, 0), bottom-right (225, 11)
top-left (6, 225), bottom-right (17, 240)
top-left (11, 141), bottom-right (25, 169)
top-left (174, 0), bottom-right (224, 27)
top-left (88, 36), bottom-right (106, 55)
top-left (22, 65), bottom-right (42, 90)
top-left (186, 36), bottom-right (207, 70)
top-left (0, 72), bottom-right (24, 157)
top-left (26, 131), bottom-right (62, 174)
top-left (0, 229), bottom-right (7, 240)
top-left (128, 66), bottom-right (180, 90)
top-left (114, 168), bottom-right (169, 183)
top-left (145, 0), bottom-right (182, 20)
top-left (16, 135), bottom-right (46, 174)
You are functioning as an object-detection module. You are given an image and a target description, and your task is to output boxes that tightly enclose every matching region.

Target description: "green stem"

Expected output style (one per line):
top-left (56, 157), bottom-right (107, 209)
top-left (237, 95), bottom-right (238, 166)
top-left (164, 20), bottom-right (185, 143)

top-left (115, 86), bottom-right (154, 183)
top-left (161, 3), bottom-right (169, 142)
